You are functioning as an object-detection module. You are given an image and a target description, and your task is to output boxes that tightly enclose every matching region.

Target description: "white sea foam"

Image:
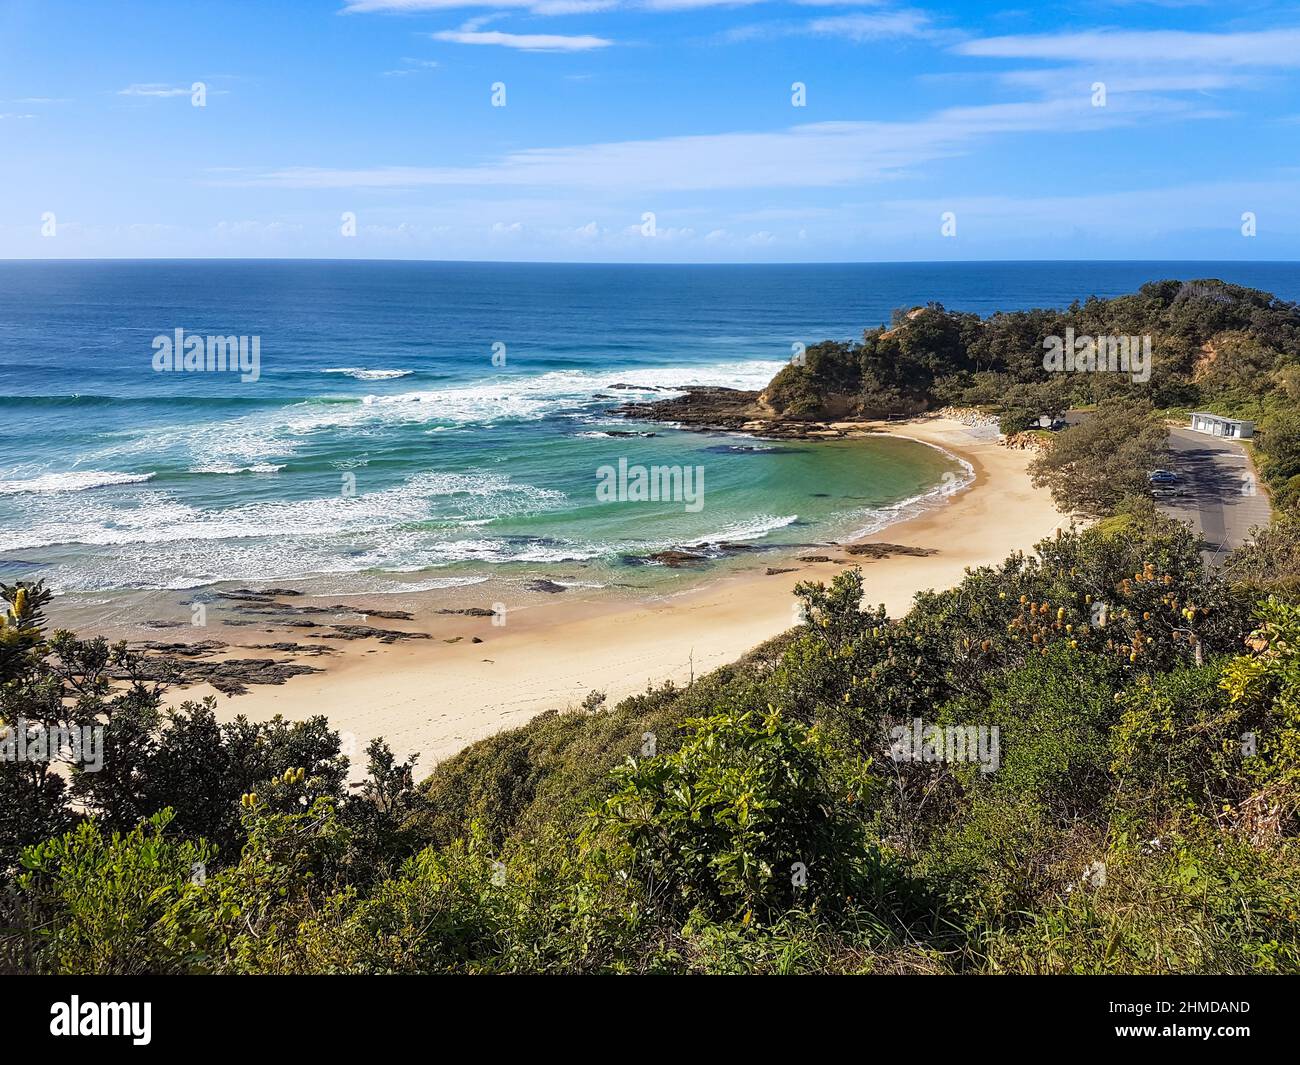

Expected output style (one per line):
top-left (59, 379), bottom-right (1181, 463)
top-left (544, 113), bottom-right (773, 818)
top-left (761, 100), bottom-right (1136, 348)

top-left (701, 514), bottom-right (799, 542)
top-left (188, 463), bottom-right (285, 475)
top-left (0, 471), bottom-right (155, 495)
top-left (296, 360), bottom-right (787, 431)
top-left (843, 447), bottom-right (976, 540)
top-left (323, 368), bottom-right (414, 380)
top-left (75, 360), bottom-right (783, 470)
top-left (0, 471), bottom-right (567, 552)
top-left (91, 418), bottom-right (299, 467)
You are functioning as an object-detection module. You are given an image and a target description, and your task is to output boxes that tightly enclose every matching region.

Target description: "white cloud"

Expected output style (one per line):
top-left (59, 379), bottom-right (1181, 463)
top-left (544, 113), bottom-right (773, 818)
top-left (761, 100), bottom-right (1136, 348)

top-left (725, 8), bottom-right (935, 44)
top-left (806, 11), bottom-right (933, 41)
top-left (235, 93), bottom-right (1188, 194)
top-left (117, 84), bottom-right (194, 97)
top-left (997, 68), bottom-right (1254, 94)
top-left (957, 29), bottom-right (1300, 67)
top-left (431, 29), bottom-right (612, 49)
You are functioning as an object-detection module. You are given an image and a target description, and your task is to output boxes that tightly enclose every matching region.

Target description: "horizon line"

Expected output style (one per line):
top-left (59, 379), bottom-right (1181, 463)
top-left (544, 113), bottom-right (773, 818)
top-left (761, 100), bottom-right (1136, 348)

top-left (2, 256), bottom-right (1299, 267)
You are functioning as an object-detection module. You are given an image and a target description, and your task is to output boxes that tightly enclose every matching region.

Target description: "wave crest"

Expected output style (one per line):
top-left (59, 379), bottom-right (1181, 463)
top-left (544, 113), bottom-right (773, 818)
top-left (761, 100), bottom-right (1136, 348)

top-left (0, 471), bottom-right (155, 495)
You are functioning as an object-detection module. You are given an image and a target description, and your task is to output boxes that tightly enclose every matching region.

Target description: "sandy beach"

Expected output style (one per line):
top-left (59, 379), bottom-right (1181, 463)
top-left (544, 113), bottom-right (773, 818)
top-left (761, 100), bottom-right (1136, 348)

top-left (133, 415), bottom-right (1069, 777)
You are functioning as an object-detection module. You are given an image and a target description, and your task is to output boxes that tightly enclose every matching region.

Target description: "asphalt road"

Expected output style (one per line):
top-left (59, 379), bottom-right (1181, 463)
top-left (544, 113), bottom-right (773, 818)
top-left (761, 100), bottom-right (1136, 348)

top-left (1156, 427), bottom-right (1273, 564)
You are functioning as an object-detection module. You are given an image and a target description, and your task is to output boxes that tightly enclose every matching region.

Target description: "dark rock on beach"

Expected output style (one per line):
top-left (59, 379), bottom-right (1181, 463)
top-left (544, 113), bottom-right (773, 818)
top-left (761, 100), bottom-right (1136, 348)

top-left (219, 587), bottom-right (303, 599)
top-left (248, 642), bottom-right (338, 656)
top-left (843, 542), bottom-right (937, 559)
top-left (132, 639), bottom-right (228, 656)
top-left (115, 654), bottom-right (323, 697)
top-left (323, 625), bottom-right (433, 644)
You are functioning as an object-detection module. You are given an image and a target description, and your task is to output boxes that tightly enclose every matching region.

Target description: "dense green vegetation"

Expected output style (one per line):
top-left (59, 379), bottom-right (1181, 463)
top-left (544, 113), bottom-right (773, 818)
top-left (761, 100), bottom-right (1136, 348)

top-left (4, 278), bottom-right (1300, 974)
top-left (4, 508), bottom-right (1299, 973)
top-left (768, 277), bottom-right (1300, 543)
top-left (763, 278), bottom-right (1300, 424)
top-left (1026, 398), bottom-right (1169, 519)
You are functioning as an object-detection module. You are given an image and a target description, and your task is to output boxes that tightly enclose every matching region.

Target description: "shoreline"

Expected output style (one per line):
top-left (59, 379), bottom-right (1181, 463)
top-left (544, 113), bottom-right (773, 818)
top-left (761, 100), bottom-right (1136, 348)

top-left (137, 418), bottom-right (1066, 785)
top-left (53, 415), bottom-right (1069, 779)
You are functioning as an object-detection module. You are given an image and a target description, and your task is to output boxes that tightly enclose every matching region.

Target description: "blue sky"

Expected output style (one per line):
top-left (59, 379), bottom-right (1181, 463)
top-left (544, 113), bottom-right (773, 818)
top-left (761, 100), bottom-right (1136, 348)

top-left (2, 0), bottom-right (1299, 261)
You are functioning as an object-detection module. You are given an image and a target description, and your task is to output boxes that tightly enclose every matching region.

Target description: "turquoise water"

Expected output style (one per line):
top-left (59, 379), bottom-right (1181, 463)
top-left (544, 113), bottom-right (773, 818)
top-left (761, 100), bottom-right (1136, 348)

top-left (1, 260), bottom-right (1296, 594)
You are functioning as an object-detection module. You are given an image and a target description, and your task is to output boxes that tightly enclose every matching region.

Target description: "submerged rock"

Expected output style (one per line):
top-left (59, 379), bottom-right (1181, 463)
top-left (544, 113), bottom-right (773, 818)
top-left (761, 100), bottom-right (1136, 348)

top-left (630, 550), bottom-right (709, 568)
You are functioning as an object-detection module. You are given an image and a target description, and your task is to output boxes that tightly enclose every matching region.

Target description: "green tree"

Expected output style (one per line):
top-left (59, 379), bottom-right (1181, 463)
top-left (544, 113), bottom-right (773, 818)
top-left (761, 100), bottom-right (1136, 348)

top-left (1029, 397), bottom-right (1169, 517)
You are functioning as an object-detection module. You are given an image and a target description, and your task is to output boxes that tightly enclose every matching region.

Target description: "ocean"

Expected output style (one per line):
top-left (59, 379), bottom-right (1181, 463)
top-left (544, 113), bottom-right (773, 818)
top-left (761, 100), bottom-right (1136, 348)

top-left (2, 260), bottom-right (1298, 598)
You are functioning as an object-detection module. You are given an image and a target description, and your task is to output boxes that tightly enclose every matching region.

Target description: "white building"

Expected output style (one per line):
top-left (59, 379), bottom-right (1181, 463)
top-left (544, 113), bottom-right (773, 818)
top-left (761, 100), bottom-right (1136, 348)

top-left (1189, 412), bottom-right (1254, 439)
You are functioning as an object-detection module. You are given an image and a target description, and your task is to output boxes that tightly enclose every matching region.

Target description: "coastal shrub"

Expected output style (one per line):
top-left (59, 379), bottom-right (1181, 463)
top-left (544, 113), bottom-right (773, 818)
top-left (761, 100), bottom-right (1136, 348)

top-left (998, 407), bottom-right (1038, 436)
top-left (1108, 664), bottom-right (1244, 824)
top-left (413, 629), bottom-right (798, 850)
top-left (981, 829), bottom-right (1300, 975)
top-left (762, 340), bottom-right (863, 419)
top-left (1227, 510), bottom-right (1300, 597)
top-left (758, 279), bottom-right (1300, 435)
top-left (1255, 410), bottom-right (1300, 510)
top-left (1028, 396), bottom-right (1169, 518)
top-left (1217, 598), bottom-right (1300, 831)
top-left (591, 707), bottom-right (875, 921)
top-left (13, 810), bottom-right (216, 975)
top-left (72, 698), bottom-right (351, 860)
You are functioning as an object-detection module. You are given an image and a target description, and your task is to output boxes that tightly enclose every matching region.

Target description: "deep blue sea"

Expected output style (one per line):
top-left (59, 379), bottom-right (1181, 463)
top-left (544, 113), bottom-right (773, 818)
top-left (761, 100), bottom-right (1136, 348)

top-left (1, 260), bottom-right (1297, 595)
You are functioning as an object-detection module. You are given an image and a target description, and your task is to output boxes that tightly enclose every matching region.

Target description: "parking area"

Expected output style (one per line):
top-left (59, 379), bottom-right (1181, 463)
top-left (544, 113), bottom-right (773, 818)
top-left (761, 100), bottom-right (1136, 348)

top-left (1155, 427), bottom-right (1273, 564)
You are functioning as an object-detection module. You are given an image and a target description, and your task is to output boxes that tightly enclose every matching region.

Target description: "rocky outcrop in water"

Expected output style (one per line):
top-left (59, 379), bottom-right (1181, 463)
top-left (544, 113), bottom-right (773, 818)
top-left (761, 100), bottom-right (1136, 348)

top-left (607, 386), bottom-right (893, 440)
